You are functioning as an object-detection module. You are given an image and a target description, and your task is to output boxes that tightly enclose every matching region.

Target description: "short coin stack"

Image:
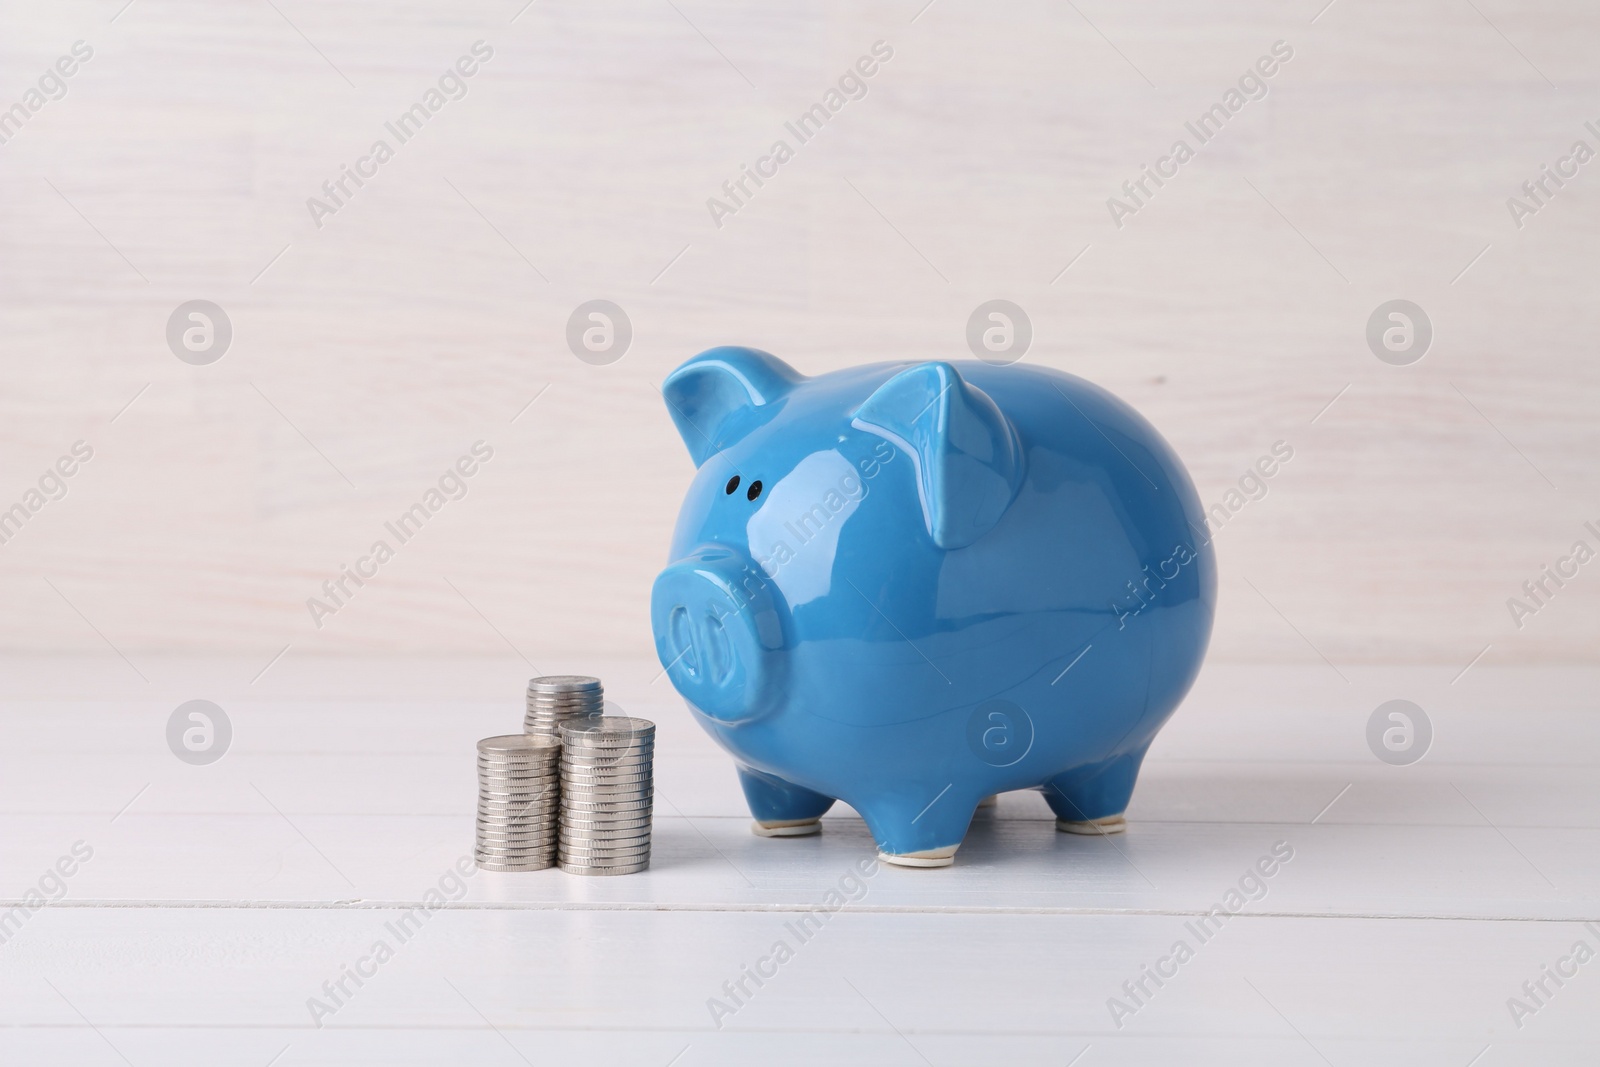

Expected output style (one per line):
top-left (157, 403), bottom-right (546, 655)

top-left (524, 675), bottom-right (604, 737)
top-left (558, 717), bottom-right (656, 875)
top-left (474, 734), bottom-right (561, 872)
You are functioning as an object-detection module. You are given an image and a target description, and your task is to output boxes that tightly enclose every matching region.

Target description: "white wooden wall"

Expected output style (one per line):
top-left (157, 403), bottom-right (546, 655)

top-left (0, 0), bottom-right (1595, 666)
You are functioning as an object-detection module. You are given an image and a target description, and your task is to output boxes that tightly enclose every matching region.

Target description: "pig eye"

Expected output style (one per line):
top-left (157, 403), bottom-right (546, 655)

top-left (747, 480), bottom-right (763, 501)
top-left (724, 475), bottom-right (740, 495)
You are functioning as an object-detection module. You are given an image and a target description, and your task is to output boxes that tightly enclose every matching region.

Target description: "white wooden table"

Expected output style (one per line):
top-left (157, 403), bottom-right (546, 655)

top-left (1, 658), bottom-right (1595, 1064)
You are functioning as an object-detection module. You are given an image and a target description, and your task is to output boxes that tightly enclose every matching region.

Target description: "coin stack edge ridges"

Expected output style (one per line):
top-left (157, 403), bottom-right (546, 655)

top-left (524, 675), bottom-right (604, 738)
top-left (558, 716), bottom-right (655, 876)
top-left (475, 733), bottom-right (561, 873)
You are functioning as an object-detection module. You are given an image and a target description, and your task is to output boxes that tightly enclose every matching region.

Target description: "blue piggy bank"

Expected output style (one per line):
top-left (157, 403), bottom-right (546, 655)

top-left (651, 348), bottom-right (1215, 867)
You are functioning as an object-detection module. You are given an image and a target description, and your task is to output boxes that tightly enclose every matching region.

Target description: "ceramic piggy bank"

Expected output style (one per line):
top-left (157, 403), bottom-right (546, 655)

top-left (651, 348), bottom-right (1215, 867)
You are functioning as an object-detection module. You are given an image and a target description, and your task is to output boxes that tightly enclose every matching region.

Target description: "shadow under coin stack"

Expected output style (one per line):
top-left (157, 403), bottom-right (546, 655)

top-left (524, 675), bottom-right (605, 737)
top-left (557, 717), bottom-right (656, 875)
top-left (474, 735), bottom-right (561, 872)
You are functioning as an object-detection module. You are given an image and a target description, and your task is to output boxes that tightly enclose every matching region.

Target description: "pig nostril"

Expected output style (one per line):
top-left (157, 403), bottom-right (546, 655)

top-left (669, 606), bottom-right (698, 678)
top-left (703, 610), bottom-right (732, 685)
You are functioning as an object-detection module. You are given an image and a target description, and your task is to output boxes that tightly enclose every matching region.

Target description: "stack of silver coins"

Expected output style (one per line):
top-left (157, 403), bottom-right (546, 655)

top-left (524, 675), bottom-right (604, 737)
top-left (558, 717), bottom-right (655, 876)
top-left (475, 734), bottom-right (561, 872)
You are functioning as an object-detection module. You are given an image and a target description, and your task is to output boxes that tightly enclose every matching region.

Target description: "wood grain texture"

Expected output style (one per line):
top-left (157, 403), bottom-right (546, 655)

top-left (0, 662), bottom-right (1596, 1062)
top-left (0, 0), bottom-right (1596, 662)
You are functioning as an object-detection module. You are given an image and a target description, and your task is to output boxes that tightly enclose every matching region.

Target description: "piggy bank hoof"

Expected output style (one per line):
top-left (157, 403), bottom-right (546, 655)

top-left (975, 794), bottom-right (999, 809)
top-left (752, 817), bottom-right (822, 838)
top-left (1056, 814), bottom-right (1127, 836)
top-left (877, 844), bottom-right (959, 869)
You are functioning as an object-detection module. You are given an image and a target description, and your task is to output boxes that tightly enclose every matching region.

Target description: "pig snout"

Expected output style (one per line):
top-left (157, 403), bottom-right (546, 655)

top-left (651, 546), bottom-right (786, 723)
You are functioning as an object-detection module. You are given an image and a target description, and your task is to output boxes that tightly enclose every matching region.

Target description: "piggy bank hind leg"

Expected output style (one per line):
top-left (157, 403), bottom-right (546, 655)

top-left (1043, 746), bottom-right (1150, 836)
top-left (739, 766), bottom-right (835, 838)
top-left (859, 791), bottom-right (982, 869)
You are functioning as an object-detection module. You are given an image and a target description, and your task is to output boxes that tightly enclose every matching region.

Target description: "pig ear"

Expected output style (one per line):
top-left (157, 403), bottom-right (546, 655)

top-left (852, 362), bottom-right (1023, 549)
top-left (661, 347), bottom-right (804, 466)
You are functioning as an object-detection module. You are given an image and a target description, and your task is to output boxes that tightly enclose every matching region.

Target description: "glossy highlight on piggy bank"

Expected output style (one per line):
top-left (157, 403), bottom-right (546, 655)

top-left (651, 348), bottom-right (1216, 867)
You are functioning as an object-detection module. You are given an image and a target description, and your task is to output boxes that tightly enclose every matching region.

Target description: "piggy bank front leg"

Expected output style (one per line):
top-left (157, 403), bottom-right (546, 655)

top-left (738, 766), bottom-right (835, 838)
top-left (1042, 745), bottom-right (1151, 835)
top-left (857, 788), bottom-right (981, 868)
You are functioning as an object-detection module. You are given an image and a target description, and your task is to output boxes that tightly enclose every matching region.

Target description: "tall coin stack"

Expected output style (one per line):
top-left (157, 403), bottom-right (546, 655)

top-left (475, 734), bottom-right (561, 872)
top-left (558, 717), bottom-right (656, 876)
top-left (524, 675), bottom-right (604, 737)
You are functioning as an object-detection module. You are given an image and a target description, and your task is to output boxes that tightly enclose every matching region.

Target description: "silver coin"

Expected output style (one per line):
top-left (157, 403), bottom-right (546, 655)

top-left (476, 825), bottom-right (558, 836)
top-left (559, 862), bottom-right (648, 876)
top-left (559, 731), bottom-right (654, 743)
top-left (560, 772), bottom-right (653, 786)
top-left (478, 733), bottom-right (561, 754)
top-left (478, 784), bottom-right (561, 795)
top-left (559, 847), bottom-right (653, 862)
top-left (477, 757), bottom-right (561, 769)
top-left (476, 810), bottom-right (560, 823)
top-left (560, 753), bottom-right (652, 764)
top-left (558, 855), bottom-right (652, 868)
top-left (477, 778), bottom-right (560, 789)
top-left (478, 799), bottom-right (559, 811)
top-left (559, 797), bottom-right (653, 809)
top-left (476, 813), bottom-right (560, 826)
top-left (473, 755), bottom-right (563, 764)
top-left (558, 830), bottom-right (652, 845)
top-left (475, 848), bottom-right (558, 860)
top-left (561, 832), bottom-right (650, 843)
top-left (477, 799), bottom-right (559, 810)
top-left (561, 788), bottom-right (652, 800)
top-left (477, 833), bottom-right (557, 843)
top-left (563, 754), bottom-right (652, 767)
top-left (558, 818), bottom-right (653, 834)
top-left (470, 844), bottom-right (560, 857)
top-left (559, 811), bottom-right (651, 824)
top-left (560, 753), bottom-right (653, 766)
top-left (477, 858), bottom-right (557, 872)
top-left (560, 814), bottom-right (653, 829)
top-left (559, 835), bottom-right (653, 850)
top-left (560, 716), bottom-right (655, 739)
top-left (477, 844), bottom-right (556, 855)
top-left (528, 674), bottom-right (601, 691)
top-left (476, 820), bottom-right (558, 832)
top-left (478, 771), bottom-right (559, 781)
top-left (475, 831), bottom-right (558, 843)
